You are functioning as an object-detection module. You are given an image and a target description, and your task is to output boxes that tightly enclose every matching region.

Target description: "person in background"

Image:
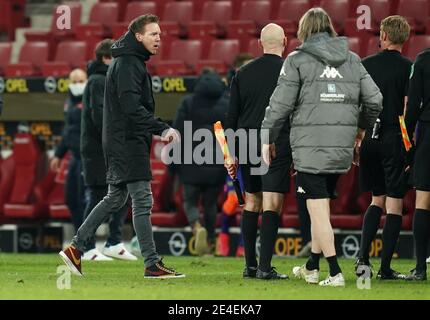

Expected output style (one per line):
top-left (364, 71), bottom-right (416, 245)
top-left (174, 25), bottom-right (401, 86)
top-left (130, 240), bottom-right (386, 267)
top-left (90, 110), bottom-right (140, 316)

top-left (173, 68), bottom-right (228, 256)
top-left (405, 47), bottom-right (430, 281)
top-left (60, 15), bottom-right (183, 278)
top-left (225, 23), bottom-right (291, 280)
top-left (355, 16), bottom-right (412, 280)
top-left (51, 68), bottom-right (87, 233)
top-left (261, 8), bottom-right (382, 286)
top-left (80, 39), bottom-right (137, 261)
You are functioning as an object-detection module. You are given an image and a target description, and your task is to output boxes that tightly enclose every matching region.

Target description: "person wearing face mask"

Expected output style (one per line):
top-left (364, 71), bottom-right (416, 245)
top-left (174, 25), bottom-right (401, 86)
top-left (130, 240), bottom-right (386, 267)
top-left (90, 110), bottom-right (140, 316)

top-left (79, 39), bottom-right (137, 261)
top-left (51, 68), bottom-right (87, 233)
top-left (60, 14), bottom-right (183, 278)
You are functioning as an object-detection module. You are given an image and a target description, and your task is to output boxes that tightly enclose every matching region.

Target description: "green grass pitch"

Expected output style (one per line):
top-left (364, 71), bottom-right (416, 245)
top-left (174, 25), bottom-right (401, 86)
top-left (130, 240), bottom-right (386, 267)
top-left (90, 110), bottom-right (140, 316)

top-left (0, 254), bottom-right (429, 299)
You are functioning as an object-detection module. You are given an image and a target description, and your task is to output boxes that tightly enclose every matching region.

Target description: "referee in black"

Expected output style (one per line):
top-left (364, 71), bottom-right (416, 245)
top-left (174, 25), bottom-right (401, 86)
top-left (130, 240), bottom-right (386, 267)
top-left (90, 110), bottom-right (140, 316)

top-left (225, 23), bottom-right (290, 280)
top-left (355, 16), bottom-right (412, 280)
top-left (405, 47), bottom-right (430, 281)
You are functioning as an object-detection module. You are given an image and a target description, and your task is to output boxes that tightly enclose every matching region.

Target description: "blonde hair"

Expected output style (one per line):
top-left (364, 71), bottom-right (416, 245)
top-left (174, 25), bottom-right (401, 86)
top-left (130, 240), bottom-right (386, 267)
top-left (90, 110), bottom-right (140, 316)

top-left (297, 8), bottom-right (337, 42)
top-left (380, 15), bottom-right (410, 45)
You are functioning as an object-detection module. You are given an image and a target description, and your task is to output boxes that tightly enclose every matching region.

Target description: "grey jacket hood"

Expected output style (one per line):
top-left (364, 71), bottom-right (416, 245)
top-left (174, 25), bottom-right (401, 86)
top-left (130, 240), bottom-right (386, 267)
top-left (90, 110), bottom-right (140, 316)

top-left (298, 32), bottom-right (349, 68)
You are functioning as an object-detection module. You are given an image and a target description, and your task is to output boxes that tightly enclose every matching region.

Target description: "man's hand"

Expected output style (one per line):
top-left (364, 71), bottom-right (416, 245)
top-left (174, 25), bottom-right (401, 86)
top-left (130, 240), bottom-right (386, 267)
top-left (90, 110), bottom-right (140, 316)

top-left (225, 157), bottom-right (238, 178)
top-left (262, 143), bottom-right (276, 166)
top-left (161, 128), bottom-right (180, 143)
top-left (50, 157), bottom-right (61, 173)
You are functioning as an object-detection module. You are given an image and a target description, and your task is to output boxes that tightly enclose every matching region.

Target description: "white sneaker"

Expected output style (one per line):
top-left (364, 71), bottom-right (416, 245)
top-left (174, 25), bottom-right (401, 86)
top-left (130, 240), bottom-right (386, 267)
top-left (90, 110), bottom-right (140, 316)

top-left (82, 248), bottom-right (113, 261)
top-left (292, 264), bottom-right (319, 284)
top-left (319, 273), bottom-right (345, 287)
top-left (426, 256), bottom-right (430, 263)
top-left (102, 243), bottom-right (138, 261)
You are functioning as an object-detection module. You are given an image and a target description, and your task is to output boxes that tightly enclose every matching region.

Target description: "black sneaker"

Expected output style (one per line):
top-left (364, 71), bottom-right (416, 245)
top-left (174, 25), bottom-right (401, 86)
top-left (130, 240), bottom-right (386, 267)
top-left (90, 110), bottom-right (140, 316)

top-left (354, 257), bottom-right (373, 278)
top-left (256, 267), bottom-right (289, 280)
top-left (243, 266), bottom-right (258, 278)
top-left (406, 269), bottom-right (427, 281)
top-left (144, 259), bottom-right (185, 279)
top-left (376, 269), bottom-right (407, 280)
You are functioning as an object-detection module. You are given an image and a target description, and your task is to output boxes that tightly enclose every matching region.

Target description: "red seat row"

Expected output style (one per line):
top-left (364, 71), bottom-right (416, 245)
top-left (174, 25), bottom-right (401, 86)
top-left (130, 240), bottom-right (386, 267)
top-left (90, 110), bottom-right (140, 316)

top-left (2, 32), bottom-right (430, 77)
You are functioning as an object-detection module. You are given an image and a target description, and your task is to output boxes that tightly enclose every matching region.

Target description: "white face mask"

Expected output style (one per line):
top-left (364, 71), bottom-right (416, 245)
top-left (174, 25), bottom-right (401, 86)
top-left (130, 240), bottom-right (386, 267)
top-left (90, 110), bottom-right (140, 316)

top-left (69, 82), bottom-right (86, 96)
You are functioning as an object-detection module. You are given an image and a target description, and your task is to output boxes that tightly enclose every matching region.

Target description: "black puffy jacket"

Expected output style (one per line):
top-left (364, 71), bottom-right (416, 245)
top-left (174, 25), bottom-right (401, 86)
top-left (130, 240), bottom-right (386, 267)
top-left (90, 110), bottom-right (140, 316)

top-left (173, 72), bottom-right (228, 186)
top-left (81, 60), bottom-right (108, 186)
top-left (55, 94), bottom-right (83, 158)
top-left (104, 31), bottom-right (169, 185)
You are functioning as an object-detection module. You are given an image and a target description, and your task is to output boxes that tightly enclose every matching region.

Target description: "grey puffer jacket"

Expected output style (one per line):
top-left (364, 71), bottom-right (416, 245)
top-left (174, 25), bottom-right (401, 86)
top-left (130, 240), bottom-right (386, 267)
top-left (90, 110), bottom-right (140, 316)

top-left (262, 32), bottom-right (383, 174)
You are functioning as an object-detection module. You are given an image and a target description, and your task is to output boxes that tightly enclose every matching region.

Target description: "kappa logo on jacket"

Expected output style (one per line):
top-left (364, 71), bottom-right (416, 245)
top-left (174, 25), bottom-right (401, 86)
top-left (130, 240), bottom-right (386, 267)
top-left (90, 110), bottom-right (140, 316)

top-left (319, 66), bottom-right (343, 79)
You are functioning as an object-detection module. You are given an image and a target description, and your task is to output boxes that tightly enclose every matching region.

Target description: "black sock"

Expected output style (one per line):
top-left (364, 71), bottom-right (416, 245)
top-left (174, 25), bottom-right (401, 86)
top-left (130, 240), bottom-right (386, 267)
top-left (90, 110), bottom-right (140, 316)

top-left (258, 211), bottom-right (280, 272)
top-left (413, 209), bottom-right (430, 273)
top-left (359, 205), bottom-right (383, 262)
top-left (380, 214), bottom-right (402, 273)
top-left (241, 210), bottom-right (260, 268)
top-left (306, 252), bottom-right (321, 271)
top-left (326, 255), bottom-right (342, 276)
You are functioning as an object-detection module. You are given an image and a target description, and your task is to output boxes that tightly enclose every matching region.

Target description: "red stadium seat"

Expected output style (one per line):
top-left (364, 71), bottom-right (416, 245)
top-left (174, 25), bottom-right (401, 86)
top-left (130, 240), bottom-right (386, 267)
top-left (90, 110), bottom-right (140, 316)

top-left (42, 41), bottom-right (88, 76)
top-left (0, 42), bottom-right (12, 75)
top-left (227, 1), bottom-right (271, 50)
top-left (161, 1), bottom-right (194, 39)
top-left (0, 155), bottom-right (15, 218)
top-left (188, 1), bottom-right (233, 43)
top-left (330, 166), bottom-right (363, 229)
top-left (286, 38), bottom-right (302, 56)
top-left (76, 2), bottom-right (119, 40)
top-left (345, 0), bottom-right (390, 36)
top-left (397, 0), bottom-right (428, 34)
top-left (24, 3), bottom-right (82, 60)
top-left (24, 3), bottom-right (82, 40)
top-left (406, 35), bottom-right (430, 61)
top-left (274, 0), bottom-right (312, 35)
top-left (197, 39), bottom-right (240, 73)
top-left (246, 38), bottom-right (263, 58)
top-left (320, 0), bottom-right (350, 34)
top-left (5, 41), bottom-right (49, 76)
top-left (3, 133), bottom-right (48, 219)
top-left (365, 36), bottom-right (381, 57)
top-left (158, 39), bottom-right (202, 74)
top-left (48, 155), bottom-right (72, 219)
top-left (112, 2), bottom-right (158, 39)
top-left (348, 36), bottom-right (362, 57)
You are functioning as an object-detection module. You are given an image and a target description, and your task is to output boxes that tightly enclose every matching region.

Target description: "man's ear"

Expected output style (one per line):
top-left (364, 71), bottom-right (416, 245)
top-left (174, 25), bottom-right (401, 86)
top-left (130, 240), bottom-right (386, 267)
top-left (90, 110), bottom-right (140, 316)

top-left (135, 32), bottom-right (143, 42)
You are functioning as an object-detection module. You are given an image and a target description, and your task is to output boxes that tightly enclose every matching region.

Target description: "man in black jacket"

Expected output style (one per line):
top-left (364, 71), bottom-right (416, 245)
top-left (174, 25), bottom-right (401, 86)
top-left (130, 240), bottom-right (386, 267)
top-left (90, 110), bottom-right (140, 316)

top-left (80, 39), bottom-right (137, 261)
top-left (355, 16), bottom-right (412, 280)
top-left (51, 68), bottom-right (87, 233)
top-left (405, 48), bottom-right (430, 281)
top-left (173, 69), bottom-right (228, 256)
top-left (225, 23), bottom-right (290, 280)
top-left (60, 14), bottom-right (183, 278)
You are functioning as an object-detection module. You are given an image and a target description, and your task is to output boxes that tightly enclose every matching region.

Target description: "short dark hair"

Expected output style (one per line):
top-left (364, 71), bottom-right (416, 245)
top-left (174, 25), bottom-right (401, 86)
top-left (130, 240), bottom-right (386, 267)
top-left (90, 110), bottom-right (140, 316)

top-left (128, 14), bottom-right (159, 34)
top-left (95, 39), bottom-right (114, 61)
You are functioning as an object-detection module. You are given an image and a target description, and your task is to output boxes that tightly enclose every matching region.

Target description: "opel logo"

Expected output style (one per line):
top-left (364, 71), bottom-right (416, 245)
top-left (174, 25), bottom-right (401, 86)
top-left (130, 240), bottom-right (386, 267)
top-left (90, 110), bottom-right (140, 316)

top-left (44, 77), bottom-right (57, 94)
top-left (341, 235), bottom-right (360, 258)
top-left (168, 232), bottom-right (187, 256)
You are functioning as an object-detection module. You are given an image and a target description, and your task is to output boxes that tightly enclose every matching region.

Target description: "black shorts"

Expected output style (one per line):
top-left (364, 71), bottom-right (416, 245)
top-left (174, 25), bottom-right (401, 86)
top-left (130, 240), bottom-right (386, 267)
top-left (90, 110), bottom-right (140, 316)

top-left (241, 124), bottom-right (292, 194)
top-left (295, 172), bottom-right (340, 199)
top-left (359, 128), bottom-right (409, 198)
top-left (413, 122), bottom-right (430, 191)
